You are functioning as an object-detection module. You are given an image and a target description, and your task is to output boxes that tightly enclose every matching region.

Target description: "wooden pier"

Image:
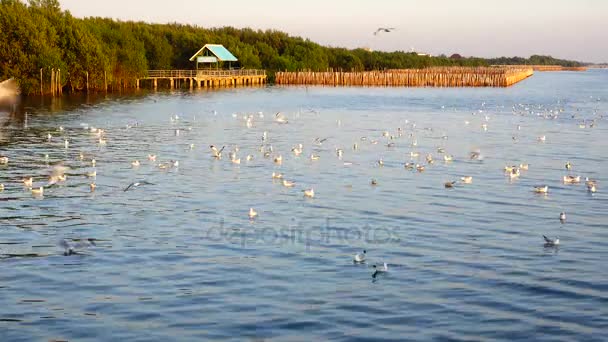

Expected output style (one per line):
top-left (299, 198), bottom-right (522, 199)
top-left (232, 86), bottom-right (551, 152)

top-left (275, 67), bottom-right (534, 87)
top-left (137, 69), bottom-right (267, 89)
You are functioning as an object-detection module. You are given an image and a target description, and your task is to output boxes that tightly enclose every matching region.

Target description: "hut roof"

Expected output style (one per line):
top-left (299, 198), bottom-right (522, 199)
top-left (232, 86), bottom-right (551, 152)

top-left (189, 44), bottom-right (238, 62)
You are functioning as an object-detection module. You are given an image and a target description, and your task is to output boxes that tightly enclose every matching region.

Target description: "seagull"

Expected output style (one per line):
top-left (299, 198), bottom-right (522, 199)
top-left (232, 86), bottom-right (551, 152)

top-left (563, 175), bottom-right (581, 184)
top-left (58, 238), bottom-right (96, 256)
top-left (559, 212), bottom-right (566, 223)
top-left (374, 27), bottom-right (396, 35)
top-left (372, 263), bottom-right (388, 278)
top-left (22, 177), bottom-right (33, 187)
top-left (460, 176), bottom-right (473, 184)
top-left (353, 250), bottom-right (366, 263)
top-left (543, 235), bottom-right (559, 247)
top-left (248, 208), bottom-right (258, 219)
top-left (303, 188), bottom-right (315, 198)
top-left (282, 179), bottom-right (295, 188)
top-left (31, 186), bottom-right (44, 196)
top-left (48, 164), bottom-right (69, 185)
top-left (124, 180), bottom-right (154, 191)
top-left (314, 137), bottom-right (328, 145)
top-left (469, 150), bottom-right (483, 160)
top-left (275, 112), bottom-right (288, 124)
top-left (210, 145), bottom-right (225, 159)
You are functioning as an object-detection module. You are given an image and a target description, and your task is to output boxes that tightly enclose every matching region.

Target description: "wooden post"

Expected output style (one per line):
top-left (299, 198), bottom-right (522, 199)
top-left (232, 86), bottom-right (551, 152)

top-left (104, 70), bottom-right (107, 92)
top-left (51, 68), bottom-right (55, 96)
top-left (86, 71), bottom-right (89, 92)
top-left (40, 68), bottom-right (43, 95)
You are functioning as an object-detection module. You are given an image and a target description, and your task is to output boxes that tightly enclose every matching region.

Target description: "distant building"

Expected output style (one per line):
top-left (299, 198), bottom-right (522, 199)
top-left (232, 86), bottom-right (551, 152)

top-left (189, 44), bottom-right (238, 69)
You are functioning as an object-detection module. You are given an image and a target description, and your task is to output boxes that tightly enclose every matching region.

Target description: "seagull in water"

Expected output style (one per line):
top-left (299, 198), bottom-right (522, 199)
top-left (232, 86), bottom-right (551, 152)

top-left (275, 112), bottom-right (288, 124)
top-left (543, 235), bottom-right (559, 247)
top-left (124, 180), bottom-right (154, 191)
top-left (58, 238), bottom-right (96, 256)
top-left (372, 263), bottom-right (388, 278)
top-left (353, 250), bottom-right (366, 263)
top-left (374, 27), bottom-right (396, 35)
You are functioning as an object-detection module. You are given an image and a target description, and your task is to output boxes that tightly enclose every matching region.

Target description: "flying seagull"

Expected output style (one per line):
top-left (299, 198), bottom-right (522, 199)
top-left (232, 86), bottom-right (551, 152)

top-left (374, 27), bottom-right (396, 35)
top-left (124, 180), bottom-right (154, 192)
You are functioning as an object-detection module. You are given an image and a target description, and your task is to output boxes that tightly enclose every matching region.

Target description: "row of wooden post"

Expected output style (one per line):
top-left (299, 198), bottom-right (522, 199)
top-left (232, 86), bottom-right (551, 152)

top-left (39, 69), bottom-right (111, 95)
top-left (275, 67), bottom-right (535, 87)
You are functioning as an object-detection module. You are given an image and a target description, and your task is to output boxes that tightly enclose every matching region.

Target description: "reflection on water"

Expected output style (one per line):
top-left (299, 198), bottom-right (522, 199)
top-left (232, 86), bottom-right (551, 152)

top-left (1, 71), bottom-right (608, 341)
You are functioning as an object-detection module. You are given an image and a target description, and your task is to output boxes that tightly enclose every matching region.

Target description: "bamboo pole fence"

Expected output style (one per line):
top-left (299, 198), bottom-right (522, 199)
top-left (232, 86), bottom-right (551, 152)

top-left (275, 67), bottom-right (534, 87)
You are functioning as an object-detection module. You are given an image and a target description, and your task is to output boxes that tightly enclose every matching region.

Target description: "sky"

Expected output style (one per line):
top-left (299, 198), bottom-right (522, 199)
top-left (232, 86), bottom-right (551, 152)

top-left (58, 0), bottom-right (607, 63)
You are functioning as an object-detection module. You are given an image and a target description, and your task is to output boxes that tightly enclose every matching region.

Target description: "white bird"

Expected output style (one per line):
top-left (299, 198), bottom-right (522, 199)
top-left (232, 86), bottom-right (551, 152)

top-left (58, 238), bottom-right (95, 256)
top-left (303, 188), bottom-right (314, 198)
top-left (275, 112), bottom-right (288, 124)
top-left (543, 235), bottom-right (560, 247)
top-left (48, 164), bottom-right (69, 185)
top-left (210, 145), bottom-right (224, 159)
top-left (372, 263), bottom-right (388, 278)
top-left (353, 250), bottom-right (366, 263)
top-left (31, 186), bottom-right (44, 196)
top-left (248, 208), bottom-right (258, 219)
top-left (123, 180), bottom-right (154, 191)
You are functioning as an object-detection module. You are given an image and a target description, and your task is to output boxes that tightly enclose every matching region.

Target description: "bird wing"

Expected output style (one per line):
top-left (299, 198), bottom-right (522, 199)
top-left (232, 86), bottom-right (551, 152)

top-left (543, 235), bottom-right (552, 243)
top-left (124, 182), bottom-right (136, 191)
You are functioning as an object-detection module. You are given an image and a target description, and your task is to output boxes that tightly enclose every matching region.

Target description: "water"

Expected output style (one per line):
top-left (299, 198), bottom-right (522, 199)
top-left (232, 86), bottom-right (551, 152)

top-left (1, 70), bottom-right (607, 341)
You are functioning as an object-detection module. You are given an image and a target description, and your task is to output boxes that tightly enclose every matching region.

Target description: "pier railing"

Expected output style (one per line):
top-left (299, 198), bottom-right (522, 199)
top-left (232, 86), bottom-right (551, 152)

top-left (145, 69), bottom-right (266, 78)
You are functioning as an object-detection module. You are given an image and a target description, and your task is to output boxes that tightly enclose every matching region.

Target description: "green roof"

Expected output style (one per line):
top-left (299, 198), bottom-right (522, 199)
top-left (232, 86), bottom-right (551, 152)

top-left (189, 44), bottom-right (238, 62)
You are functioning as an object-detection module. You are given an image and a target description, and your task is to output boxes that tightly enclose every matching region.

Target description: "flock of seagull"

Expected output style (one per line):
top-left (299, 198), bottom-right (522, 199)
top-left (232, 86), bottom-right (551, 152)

top-left (0, 78), bottom-right (604, 278)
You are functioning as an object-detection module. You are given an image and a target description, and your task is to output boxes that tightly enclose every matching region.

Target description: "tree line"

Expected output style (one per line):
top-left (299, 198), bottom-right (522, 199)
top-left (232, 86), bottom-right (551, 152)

top-left (0, 0), bottom-right (584, 95)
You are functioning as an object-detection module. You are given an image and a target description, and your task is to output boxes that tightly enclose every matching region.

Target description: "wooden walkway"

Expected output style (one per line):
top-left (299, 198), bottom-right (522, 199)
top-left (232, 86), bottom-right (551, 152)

top-left (138, 69), bottom-right (267, 89)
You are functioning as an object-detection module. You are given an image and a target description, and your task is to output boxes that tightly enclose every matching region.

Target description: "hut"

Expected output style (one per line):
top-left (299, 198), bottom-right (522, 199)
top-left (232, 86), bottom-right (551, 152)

top-left (189, 44), bottom-right (238, 70)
